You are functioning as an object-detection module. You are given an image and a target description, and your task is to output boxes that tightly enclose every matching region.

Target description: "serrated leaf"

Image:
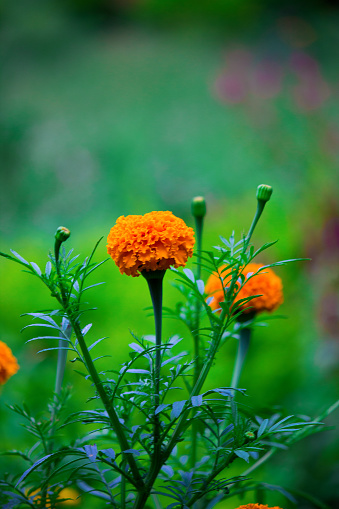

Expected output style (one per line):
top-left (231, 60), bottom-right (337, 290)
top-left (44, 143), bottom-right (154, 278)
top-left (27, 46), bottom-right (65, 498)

top-left (10, 250), bottom-right (28, 265)
top-left (155, 404), bottom-right (170, 415)
top-left (161, 465), bottom-right (174, 478)
top-left (81, 324), bottom-right (92, 336)
top-left (102, 448), bottom-right (115, 460)
top-left (45, 261), bottom-right (52, 278)
top-left (234, 449), bottom-right (250, 462)
top-left (129, 343), bottom-right (144, 353)
top-left (88, 337), bottom-right (108, 351)
top-left (15, 454), bottom-right (53, 486)
top-left (257, 418), bottom-right (269, 437)
top-left (143, 335), bottom-right (156, 344)
top-left (268, 415), bottom-right (293, 432)
top-left (221, 424), bottom-right (234, 437)
top-left (84, 444), bottom-right (97, 462)
top-left (126, 369), bottom-right (150, 374)
top-left (191, 395), bottom-right (203, 407)
top-left (30, 262), bottom-right (41, 275)
top-left (123, 449), bottom-right (140, 456)
top-left (83, 282), bottom-right (106, 292)
top-left (183, 268), bottom-right (195, 282)
top-left (196, 279), bottom-right (205, 294)
top-left (161, 353), bottom-right (186, 367)
top-left (171, 400), bottom-right (187, 420)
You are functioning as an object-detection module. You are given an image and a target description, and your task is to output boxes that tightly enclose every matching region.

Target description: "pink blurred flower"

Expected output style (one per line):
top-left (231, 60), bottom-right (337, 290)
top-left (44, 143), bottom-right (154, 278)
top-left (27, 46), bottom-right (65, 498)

top-left (251, 60), bottom-right (283, 99)
top-left (290, 51), bottom-right (331, 111)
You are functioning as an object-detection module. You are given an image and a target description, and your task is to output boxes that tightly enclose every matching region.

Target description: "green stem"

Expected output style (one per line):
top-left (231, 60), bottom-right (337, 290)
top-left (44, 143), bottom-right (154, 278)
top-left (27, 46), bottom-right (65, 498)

top-left (191, 214), bottom-right (204, 468)
top-left (48, 241), bottom-right (71, 457)
top-left (230, 327), bottom-right (251, 392)
top-left (54, 322), bottom-right (72, 396)
top-left (194, 215), bottom-right (203, 282)
top-left (69, 317), bottom-right (144, 489)
top-left (144, 272), bottom-right (164, 410)
top-left (121, 460), bottom-right (126, 509)
top-left (186, 452), bottom-right (236, 507)
top-left (134, 316), bottom-right (230, 509)
top-left (138, 271), bottom-right (165, 506)
top-left (135, 197), bottom-right (266, 507)
top-left (246, 199), bottom-right (266, 246)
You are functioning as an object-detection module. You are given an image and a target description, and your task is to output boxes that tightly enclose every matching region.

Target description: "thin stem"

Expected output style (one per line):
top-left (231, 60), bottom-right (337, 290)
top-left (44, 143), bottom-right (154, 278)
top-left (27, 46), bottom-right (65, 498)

top-left (135, 199), bottom-right (267, 507)
top-left (186, 452), bottom-right (236, 507)
top-left (138, 271), bottom-right (165, 506)
top-left (48, 242), bottom-right (71, 460)
top-left (144, 274), bottom-right (164, 409)
top-left (230, 327), bottom-right (251, 392)
top-left (191, 214), bottom-right (204, 468)
top-left (194, 215), bottom-right (203, 282)
top-left (69, 317), bottom-right (144, 489)
top-left (246, 200), bottom-right (266, 246)
top-left (54, 322), bottom-right (72, 396)
top-left (54, 239), bottom-right (143, 488)
top-left (121, 460), bottom-right (126, 509)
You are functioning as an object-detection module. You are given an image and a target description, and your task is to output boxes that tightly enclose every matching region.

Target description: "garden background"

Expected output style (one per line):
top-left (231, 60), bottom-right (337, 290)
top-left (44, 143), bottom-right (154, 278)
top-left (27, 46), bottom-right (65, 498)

top-left (1, 0), bottom-right (338, 507)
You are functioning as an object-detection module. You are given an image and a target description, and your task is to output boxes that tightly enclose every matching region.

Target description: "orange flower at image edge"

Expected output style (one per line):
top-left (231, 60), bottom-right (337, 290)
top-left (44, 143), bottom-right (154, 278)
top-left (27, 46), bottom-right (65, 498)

top-left (107, 211), bottom-right (195, 276)
top-left (0, 340), bottom-right (19, 385)
top-left (235, 504), bottom-right (283, 509)
top-left (205, 263), bottom-right (283, 315)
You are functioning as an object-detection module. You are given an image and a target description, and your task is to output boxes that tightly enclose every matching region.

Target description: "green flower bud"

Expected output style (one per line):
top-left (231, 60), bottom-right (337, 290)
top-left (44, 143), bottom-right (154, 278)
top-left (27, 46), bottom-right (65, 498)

top-left (55, 226), bottom-right (71, 243)
top-left (256, 184), bottom-right (273, 203)
top-left (245, 431), bottom-right (256, 440)
top-left (191, 196), bottom-right (206, 218)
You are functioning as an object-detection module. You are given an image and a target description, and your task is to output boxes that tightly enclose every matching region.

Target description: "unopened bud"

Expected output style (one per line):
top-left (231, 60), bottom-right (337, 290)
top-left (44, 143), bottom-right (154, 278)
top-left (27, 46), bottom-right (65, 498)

top-left (245, 431), bottom-right (255, 440)
top-left (191, 196), bottom-right (206, 218)
top-left (55, 226), bottom-right (71, 243)
top-left (256, 184), bottom-right (273, 203)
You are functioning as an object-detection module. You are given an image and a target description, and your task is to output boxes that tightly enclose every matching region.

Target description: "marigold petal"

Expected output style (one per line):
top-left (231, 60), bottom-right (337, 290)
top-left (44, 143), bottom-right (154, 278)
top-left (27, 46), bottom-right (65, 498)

top-left (235, 504), bottom-right (284, 509)
top-left (205, 263), bottom-right (283, 315)
top-left (107, 211), bottom-right (195, 277)
top-left (0, 341), bottom-right (19, 385)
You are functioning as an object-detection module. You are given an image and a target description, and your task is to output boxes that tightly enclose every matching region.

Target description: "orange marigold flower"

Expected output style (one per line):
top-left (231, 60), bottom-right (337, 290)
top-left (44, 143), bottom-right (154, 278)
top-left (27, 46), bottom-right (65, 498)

top-left (58, 488), bottom-right (80, 506)
top-left (28, 487), bottom-right (79, 507)
top-left (235, 504), bottom-right (283, 509)
top-left (205, 263), bottom-right (283, 314)
top-left (0, 341), bottom-right (19, 385)
top-left (107, 211), bottom-right (195, 277)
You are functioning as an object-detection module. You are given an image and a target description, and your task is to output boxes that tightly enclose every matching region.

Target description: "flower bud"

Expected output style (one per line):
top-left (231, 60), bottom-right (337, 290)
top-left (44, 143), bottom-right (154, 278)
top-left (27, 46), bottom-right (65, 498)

top-left (55, 226), bottom-right (71, 243)
top-left (245, 431), bottom-right (255, 440)
top-left (256, 184), bottom-right (273, 203)
top-left (191, 196), bottom-right (206, 218)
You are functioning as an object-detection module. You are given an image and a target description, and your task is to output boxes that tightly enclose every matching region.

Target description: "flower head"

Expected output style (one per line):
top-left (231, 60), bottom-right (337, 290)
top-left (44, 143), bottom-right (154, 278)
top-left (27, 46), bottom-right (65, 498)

top-left (205, 263), bottom-right (283, 315)
top-left (0, 341), bottom-right (19, 385)
top-left (191, 196), bottom-right (207, 218)
top-left (58, 488), bottom-right (80, 506)
top-left (55, 226), bottom-right (71, 243)
top-left (235, 504), bottom-right (283, 509)
top-left (107, 211), bottom-right (195, 277)
top-left (28, 487), bottom-right (79, 507)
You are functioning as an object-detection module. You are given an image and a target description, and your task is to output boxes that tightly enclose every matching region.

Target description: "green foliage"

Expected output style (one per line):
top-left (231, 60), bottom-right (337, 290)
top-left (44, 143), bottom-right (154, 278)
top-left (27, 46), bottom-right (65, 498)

top-left (0, 198), bottom-right (337, 509)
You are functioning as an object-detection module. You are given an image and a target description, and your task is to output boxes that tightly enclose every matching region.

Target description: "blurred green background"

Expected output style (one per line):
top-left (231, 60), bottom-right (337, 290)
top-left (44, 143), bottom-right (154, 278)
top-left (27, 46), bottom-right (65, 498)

top-left (1, 0), bottom-right (339, 507)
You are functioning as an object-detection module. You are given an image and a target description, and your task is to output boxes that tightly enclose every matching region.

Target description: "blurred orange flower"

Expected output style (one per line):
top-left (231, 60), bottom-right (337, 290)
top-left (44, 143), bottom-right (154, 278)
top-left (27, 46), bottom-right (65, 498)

top-left (107, 211), bottom-right (195, 277)
top-left (205, 263), bottom-right (283, 314)
top-left (235, 504), bottom-right (283, 509)
top-left (58, 488), bottom-right (80, 506)
top-left (0, 341), bottom-right (19, 385)
top-left (28, 487), bottom-right (79, 506)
